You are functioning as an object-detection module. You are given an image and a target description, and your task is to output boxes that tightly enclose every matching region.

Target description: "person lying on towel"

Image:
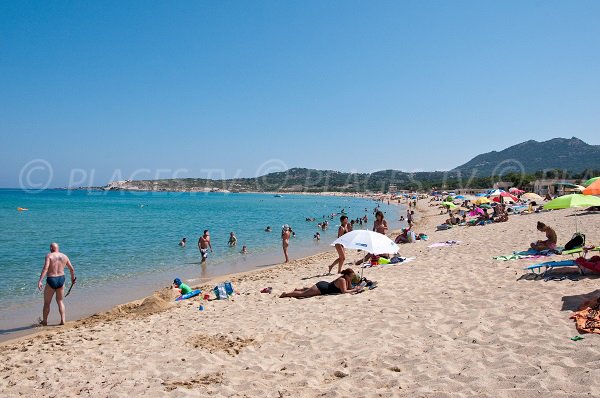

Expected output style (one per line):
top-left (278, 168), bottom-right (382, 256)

top-left (279, 268), bottom-right (363, 298)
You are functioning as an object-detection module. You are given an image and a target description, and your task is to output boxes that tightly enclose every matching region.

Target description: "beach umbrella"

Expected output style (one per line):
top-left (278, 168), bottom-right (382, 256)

top-left (331, 230), bottom-right (399, 255)
top-left (522, 193), bottom-right (543, 202)
top-left (455, 195), bottom-right (465, 199)
top-left (487, 189), bottom-right (505, 196)
top-left (474, 197), bottom-right (490, 205)
top-left (543, 194), bottom-right (600, 233)
top-left (489, 190), bottom-right (517, 199)
top-left (543, 194), bottom-right (600, 210)
top-left (583, 177), bottom-right (600, 187)
top-left (582, 179), bottom-right (600, 196)
top-left (492, 196), bottom-right (516, 204)
top-left (441, 202), bottom-right (457, 209)
top-left (469, 207), bottom-right (484, 217)
top-left (475, 193), bottom-right (487, 197)
top-left (479, 203), bottom-right (492, 209)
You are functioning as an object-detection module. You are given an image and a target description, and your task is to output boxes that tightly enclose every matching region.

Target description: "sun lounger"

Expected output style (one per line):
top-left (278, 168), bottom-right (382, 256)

top-left (561, 246), bottom-right (600, 257)
top-left (523, 260), bottom-right (582, 276)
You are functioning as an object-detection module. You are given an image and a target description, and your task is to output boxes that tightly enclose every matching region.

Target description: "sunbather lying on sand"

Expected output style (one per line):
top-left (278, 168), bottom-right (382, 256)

top-left (280, 268), bottom-right (363, 298)
top-left (531, 221), bottom-right (557, 251)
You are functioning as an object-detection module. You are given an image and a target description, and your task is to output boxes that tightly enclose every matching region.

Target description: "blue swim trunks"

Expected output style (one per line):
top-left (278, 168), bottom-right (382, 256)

top-left (46, 275), bottom-right (65, 289)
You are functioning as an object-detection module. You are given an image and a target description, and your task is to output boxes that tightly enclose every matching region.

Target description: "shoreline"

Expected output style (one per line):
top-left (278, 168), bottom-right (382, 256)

top-left (1, 194), bottom-right (406, 344)
top-left (3, 198), bottom-right (599, 396)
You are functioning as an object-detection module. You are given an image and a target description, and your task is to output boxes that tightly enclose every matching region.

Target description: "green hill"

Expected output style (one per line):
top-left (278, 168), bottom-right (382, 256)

top-left (451, 137), bottom-right (600, 177)
top-left (100, 137), bottom-right (600, 192)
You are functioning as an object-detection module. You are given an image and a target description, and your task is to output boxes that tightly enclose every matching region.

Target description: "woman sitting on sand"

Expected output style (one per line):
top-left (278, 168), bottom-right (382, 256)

top-left (531, 221), bottom-right (557, 251)
top-left (280, 268), bottom-right (363, 298)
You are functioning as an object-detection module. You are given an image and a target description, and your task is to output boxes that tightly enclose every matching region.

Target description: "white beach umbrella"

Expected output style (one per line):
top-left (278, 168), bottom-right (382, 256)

top-left (331, 230), bottom-right (400, 255)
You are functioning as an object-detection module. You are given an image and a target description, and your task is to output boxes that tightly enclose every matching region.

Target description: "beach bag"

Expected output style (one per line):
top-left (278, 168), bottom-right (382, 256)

top-left (565, 233), bottom-right (585, 251)
top-left (224, 281), bottom-right (234, 295)
top-left (213, 283), bottom-right (229, 300)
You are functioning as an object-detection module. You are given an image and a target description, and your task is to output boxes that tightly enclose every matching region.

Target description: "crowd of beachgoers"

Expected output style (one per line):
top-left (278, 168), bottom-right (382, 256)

top-left (5, 187), bottom-right (600, 397)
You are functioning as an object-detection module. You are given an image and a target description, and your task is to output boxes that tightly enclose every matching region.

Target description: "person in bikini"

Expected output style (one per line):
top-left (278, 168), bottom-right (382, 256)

top-left (37, 243), bottom-right (76, 326)
top-left (328, 215), bottom-right (351, 274)
top-left (280, 268), bottom-right (362, 298)
top-left (531, 221), bottom-right (558, 251)
top-left (373, 211), bottom-right (388, 235)
top-left (281, 225), bottom-right (291, 263)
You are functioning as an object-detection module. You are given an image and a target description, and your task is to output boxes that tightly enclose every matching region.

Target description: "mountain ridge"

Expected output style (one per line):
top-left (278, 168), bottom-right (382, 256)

top-left (97, 137), bottom-right (600, 192)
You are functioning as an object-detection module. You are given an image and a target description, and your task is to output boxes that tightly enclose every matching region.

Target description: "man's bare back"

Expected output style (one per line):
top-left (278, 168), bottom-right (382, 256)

top-left (45, 251), bottom-right (69, 277)
top-left (38, 243), bottom-right (75, 326)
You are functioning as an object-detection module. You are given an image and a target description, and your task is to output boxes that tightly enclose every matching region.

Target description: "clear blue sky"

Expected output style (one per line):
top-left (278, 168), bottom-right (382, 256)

top-left (1, 1), bottom-right (599, 188)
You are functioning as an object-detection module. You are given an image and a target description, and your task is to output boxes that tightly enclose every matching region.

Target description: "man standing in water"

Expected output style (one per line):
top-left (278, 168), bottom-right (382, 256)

top-left (281, 225), bottom-right (291, 263)
top-left (198, 230), bottom-right (213, 262)
top-left (37, 243), bottom-right (76, 326)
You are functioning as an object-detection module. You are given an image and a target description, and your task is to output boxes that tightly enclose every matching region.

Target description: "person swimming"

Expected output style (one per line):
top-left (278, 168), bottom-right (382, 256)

top-left (179, 237), bottom-right (187, 247)
top-left (228, 232), bottom-right (237, 247)
top-left (265, 226), bottom-right (272, 232)
top-left (241, 245), bottom-right (248, 254)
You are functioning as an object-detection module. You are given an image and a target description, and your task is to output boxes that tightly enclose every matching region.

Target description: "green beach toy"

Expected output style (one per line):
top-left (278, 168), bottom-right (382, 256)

top-left (570, 335), bottom-right (584, 341)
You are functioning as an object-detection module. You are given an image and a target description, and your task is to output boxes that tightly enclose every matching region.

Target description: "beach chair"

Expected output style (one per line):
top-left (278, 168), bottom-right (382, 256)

top-left (524, 260), bottom-right (583, 276)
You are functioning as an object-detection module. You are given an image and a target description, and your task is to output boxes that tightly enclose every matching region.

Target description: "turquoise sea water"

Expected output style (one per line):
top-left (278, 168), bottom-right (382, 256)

top-left (0, 189), bottom-right (401, 334)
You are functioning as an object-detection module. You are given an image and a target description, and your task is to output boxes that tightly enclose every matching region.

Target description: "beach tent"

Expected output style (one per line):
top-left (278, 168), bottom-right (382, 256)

top-left (332, 230), bottom-right (399, 255)
top-left (582, 179), bottom-right (600, 196)
top-left (583, 177), bottom-right (600, 187)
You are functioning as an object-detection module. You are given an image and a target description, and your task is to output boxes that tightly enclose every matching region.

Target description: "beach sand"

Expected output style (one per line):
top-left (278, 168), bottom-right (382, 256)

top-left (2, 200), bottom-right (600, 397)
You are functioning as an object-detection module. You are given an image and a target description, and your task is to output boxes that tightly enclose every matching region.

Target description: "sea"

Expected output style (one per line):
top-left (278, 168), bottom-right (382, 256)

top-left (0, 189), bottom-right (402, 338)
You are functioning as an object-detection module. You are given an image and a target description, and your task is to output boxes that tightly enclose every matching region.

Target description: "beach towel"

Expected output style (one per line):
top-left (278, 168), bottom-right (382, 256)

top-left (428, 241), bottom-right (461, 248)
top-left (360, 257), bottom-right (416, 268)
top-left (571, 297), bottom-right (600, 334)
top-left (493, 248), bottom-right (559, 261)
top-left (513, 248), bottom-right (562, 257)
top-left (493, 254), bottom-right (538, 261)
top-left (575, 256), bottom-right (600, 273)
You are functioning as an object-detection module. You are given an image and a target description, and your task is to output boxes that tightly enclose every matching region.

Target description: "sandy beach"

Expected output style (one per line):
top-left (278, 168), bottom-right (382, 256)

top-left (2, 199), bottom-right (600, 397)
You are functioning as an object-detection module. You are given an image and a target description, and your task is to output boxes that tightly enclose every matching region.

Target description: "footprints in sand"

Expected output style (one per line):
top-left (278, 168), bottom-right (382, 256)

top-left (162, 372), bottom-right (224, 391)
top-left (188, 333), bottom-right (255, 356)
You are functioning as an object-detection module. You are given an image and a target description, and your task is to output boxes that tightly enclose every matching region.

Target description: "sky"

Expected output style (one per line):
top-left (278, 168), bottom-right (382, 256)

top-left (1, 0), bottom-right (599, 188)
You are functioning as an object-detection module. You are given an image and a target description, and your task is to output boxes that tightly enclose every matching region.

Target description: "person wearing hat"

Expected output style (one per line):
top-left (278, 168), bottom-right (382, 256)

top-left (173, 278), bottom-right (192, 295)
top-left (281, 225), bottom-right (291, 263)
